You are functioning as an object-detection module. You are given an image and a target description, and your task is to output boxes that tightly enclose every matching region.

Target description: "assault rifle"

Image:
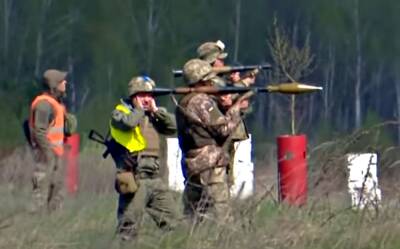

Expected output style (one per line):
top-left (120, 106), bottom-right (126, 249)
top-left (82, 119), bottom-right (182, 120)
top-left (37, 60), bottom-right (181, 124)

top-left (88, 130), bottom-right (112, 158)
top-left (137, 82), bottom-right (323, 96)
top-left (172, 63), bottom-right (272, 78)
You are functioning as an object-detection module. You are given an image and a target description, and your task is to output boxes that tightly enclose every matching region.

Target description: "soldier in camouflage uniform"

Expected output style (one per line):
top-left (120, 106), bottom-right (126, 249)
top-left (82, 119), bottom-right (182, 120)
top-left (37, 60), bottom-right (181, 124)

top-left (28, 69), bottom-right (77, 213)
top-left (176, 59), bottom-right (246, 222)
top-left (197, 40), bottom-right (228, 67)
top-left (197, 40), bottom-right (255, 187)
top-left (109, 76), bottom-right (180, 241)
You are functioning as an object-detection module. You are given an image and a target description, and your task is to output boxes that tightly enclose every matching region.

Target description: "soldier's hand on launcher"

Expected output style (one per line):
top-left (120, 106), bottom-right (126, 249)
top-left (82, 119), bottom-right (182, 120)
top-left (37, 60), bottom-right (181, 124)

top-left (241, 68), bottom-right (258, 86)
top-left (241, 75), bottom-right (256, 86)
top-left (236, 91), bottom-right (254, 110)
top-left (239, 99), bottom-right (249, 109)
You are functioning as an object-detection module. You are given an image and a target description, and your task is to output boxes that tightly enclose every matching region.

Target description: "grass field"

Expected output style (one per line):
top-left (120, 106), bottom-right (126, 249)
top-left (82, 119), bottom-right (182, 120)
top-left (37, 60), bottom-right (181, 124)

top-left (1, 129), bottom-right (400, 249)
top-left (2, 186), bottom-right (400, 249)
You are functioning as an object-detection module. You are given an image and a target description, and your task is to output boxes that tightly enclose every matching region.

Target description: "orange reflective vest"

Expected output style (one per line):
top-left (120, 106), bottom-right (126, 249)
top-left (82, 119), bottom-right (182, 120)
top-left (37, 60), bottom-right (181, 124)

top-left (29, 93), bottom-right (65, 156)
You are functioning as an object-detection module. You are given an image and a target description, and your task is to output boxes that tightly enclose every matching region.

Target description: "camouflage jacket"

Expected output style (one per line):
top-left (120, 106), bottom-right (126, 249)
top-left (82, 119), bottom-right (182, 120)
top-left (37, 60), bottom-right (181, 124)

top-left (111, 99), bottom-right (176, 136)
top-left (110, 99), bottom-right (176, 170)
top-left (176, 93), bottom-right (242, 176)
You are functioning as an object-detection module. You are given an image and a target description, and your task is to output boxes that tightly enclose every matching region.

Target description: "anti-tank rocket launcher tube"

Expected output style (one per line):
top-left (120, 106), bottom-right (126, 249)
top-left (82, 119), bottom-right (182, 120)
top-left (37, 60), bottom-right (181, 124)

top-left (138, 82), bottom-right (323, 96)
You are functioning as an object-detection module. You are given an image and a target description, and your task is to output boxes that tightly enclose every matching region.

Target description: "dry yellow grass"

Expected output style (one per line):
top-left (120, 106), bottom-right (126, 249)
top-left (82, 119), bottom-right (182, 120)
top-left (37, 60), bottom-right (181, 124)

top-left (1, 129), bottom-right (400, 249)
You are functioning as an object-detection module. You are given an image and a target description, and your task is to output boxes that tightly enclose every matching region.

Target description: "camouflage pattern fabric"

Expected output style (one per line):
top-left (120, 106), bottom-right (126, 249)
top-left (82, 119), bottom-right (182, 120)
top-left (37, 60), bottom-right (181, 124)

top-left (64, 113), bottom-right (78, 135)
top-left (181, 93), bottom-right (241, 174)
top-left (182, 59), bottom-right (217, 85)
top-left (196, 40), bottom-right (228, 64)
top-left (111, 99), bottom-right (180, 240)
top-left (31, 150), bottom-right (65, 213)
top-left (116, 157), bottom-right (180, 239)
top-left (29, 97), bottom-right (76, 214)
top-left (177, 92), bottom-right (242, 221)
top-left (183, 178), bottom-right (230, 222)
top-left (225, 119), bottom-right (250, 187)
top-left (128, 76), bottom-right (156, 96)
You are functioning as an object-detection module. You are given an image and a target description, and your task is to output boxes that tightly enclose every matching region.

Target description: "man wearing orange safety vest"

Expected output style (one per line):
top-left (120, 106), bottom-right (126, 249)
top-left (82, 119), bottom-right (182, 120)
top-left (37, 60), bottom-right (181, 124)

top-left (28, 69), bottom-right (77, 213)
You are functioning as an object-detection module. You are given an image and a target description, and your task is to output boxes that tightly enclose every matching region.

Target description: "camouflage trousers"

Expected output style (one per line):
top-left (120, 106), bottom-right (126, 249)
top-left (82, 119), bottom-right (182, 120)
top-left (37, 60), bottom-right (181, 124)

top-left (116, 157), bottom-right (180, 240)
top-left (31, 151), bottom-right (65, 213)
top-left (183, 166), bottom-right (230, 222)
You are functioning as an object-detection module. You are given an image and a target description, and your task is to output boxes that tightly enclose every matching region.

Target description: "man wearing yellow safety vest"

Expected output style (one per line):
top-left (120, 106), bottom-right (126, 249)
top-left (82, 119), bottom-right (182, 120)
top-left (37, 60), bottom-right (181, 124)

top-left (109, 75), bottom-right (180, 241)
top-left (28, 69), bottom-right (77, 213)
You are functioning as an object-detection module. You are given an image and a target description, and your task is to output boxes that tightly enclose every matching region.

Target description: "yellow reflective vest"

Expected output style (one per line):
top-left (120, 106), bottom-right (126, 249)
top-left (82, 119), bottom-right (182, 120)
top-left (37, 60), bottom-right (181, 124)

top-left (110, 103), bottom-right (146, 153)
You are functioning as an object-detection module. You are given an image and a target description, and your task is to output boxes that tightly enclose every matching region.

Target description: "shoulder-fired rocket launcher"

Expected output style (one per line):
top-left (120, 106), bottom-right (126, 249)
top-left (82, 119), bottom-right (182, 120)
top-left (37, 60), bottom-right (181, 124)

top-left (89, 83), bottom-right (322, 154)
top-left (138, 82), bottom-right (323, 96)
top-left (172, 64), bottom-right (272, 78)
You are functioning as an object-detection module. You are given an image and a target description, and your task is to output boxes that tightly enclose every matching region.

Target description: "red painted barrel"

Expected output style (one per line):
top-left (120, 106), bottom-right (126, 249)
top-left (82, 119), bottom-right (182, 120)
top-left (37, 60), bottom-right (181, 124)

top-left (64, 134), bottom-right (80, 195)
top-left (277, 134), bottom-right (307, 206)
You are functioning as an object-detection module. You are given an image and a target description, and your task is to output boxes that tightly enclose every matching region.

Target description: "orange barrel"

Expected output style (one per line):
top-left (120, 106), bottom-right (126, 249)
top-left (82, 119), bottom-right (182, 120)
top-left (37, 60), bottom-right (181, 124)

top-left (64, 134), bottom-right (80, 195)
top-left (277, 134), bottom-right (307, 206)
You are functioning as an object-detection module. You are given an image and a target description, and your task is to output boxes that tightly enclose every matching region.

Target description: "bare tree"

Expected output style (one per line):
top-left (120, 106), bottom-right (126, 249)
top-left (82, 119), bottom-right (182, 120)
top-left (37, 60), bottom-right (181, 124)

top-left (14, 31), bottom-right (29, 85)
top-left (267, 18), bottom-right (315, 134)
top-left (323, 44), bottom-right (336, 121)
top-left (34, 0), bottom-right (52, 77)
top-left (67, 8), bottom-right (76, 112)
top-left (232, 0), bottom-right (241, 62)
top-left (64, 8), bottom-right (80, 112)
top-left (146, 0), bottom-right (156, 72)
top-left (127, 0), bottom-right (163, 73)
top-left (395, 70), bottom-right (400, 145)
top-left (353, 0), bottom-right (363, 129)
top-left (3, 0), bottom-right (13, 62)
top-left (370, 65), bottom-right (383, 112)
top-left (127, 0), bottom-right (145, 62)
top-left (107, 63), bottom-right (114, 102)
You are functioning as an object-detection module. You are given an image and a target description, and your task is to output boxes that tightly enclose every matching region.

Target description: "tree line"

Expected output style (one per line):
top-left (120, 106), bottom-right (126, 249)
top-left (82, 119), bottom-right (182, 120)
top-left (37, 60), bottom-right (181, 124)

top-left (1, 0), bottom-right (399, 149)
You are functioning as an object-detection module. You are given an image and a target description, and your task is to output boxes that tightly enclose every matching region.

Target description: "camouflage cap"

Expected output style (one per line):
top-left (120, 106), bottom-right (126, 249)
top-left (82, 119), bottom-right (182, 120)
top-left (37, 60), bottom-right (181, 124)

top-left (128, 75), bottom-right (156, 96)
top-left (43, 69), bottom-right (67, 89)
top-left (197, 40), bottom-right (228, 64)
top-left (182, 59), bottom-right (217, 85)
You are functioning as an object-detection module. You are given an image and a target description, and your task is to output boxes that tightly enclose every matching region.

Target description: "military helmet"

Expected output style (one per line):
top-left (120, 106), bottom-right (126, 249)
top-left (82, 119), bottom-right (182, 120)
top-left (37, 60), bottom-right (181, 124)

top-left (197, 40), bottom-right (228, 64)
top-left (128, 75), bottom-right (155, 96)
top-left (43, 69), bottom-right (67, 89)
top-left (182, 59), bottom-right (217, 85)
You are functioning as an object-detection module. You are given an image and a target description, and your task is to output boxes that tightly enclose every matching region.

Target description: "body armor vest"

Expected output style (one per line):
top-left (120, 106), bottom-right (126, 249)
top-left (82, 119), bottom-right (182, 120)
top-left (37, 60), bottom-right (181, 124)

top-left (139, 115), bottom-right (160, 157)
top-left (176, 93), bottom-right (216, 154)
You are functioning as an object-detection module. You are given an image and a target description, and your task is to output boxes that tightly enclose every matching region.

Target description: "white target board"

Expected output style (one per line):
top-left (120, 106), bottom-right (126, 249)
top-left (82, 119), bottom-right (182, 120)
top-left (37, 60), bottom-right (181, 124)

top-left (166, 138), bottom-right (185, 192)
top-left (346, 153), bottom-right (382, 209)
top-left (229, 136), bottom-right (254, 198)
top-left (166, 137), bottom-right (254, 198)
